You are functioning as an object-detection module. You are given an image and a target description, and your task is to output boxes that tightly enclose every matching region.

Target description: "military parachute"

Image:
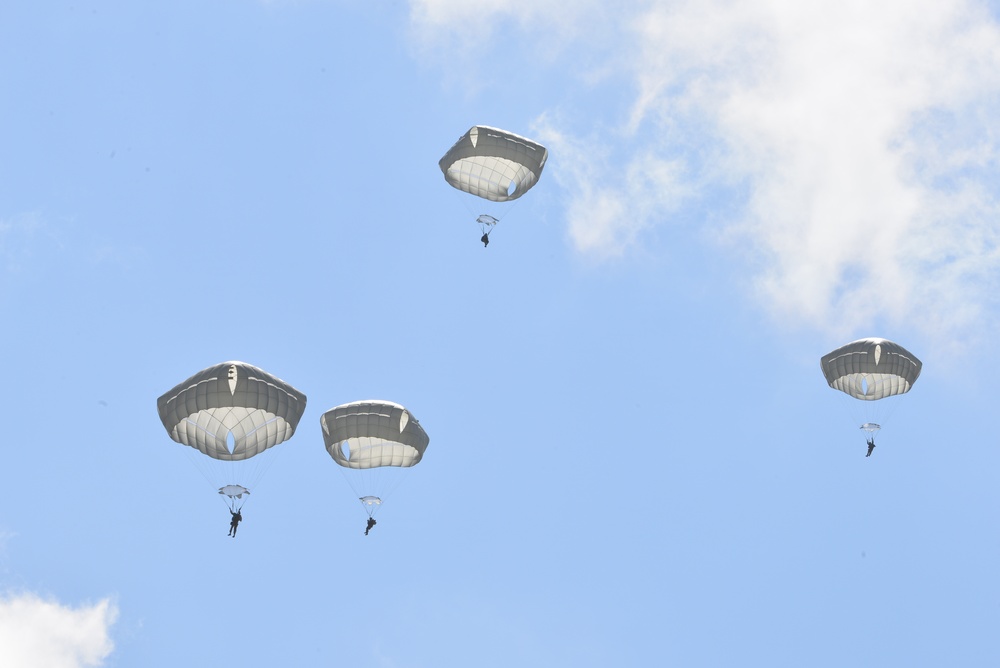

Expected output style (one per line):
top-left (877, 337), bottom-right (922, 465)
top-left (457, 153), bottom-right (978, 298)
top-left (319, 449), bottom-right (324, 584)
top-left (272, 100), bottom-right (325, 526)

top-left (439, 125), bottom-right (548, 245)
top-left (820, 338), bottom-right (921, 453)
top-left (157, 361), bottom-right (307, 510)
top-left (320, 400), bottom-right (429, 519)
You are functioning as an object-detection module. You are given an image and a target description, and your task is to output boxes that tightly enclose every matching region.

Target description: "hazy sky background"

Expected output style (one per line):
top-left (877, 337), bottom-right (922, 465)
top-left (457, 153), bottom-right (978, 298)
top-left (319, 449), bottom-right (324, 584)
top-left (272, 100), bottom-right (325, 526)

top-left (2, 1), bottom-right (999, 666)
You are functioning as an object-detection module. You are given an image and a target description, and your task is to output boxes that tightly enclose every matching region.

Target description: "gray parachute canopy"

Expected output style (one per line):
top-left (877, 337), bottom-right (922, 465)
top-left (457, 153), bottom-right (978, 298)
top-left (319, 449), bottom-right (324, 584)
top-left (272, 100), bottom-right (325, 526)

top-left (439, 125), bottom-right (548, 202)
top-left (157, 361), bottom-right (307, 461)
top-left (820, 338), bottom-right (922, 400)
top-left (321, 400), bottom-right (429, 469)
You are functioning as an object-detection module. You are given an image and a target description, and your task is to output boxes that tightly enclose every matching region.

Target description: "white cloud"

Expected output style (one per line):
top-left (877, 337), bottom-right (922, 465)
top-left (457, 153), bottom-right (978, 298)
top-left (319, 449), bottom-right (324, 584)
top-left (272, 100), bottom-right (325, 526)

top-left (0, 593), bottom-right (117, 668)
top-left (628, 0), bottom-right (1000, 339)
top-left (409, 0), bottom-right (1000, 341)
top-left (532, 113), bottom-right (692, 256)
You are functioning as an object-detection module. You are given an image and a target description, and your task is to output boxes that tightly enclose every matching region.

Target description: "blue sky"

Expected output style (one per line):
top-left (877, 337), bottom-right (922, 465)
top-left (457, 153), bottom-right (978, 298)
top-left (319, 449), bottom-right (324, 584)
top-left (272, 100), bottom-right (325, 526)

top-left (2, 1), bottom-right (1000, 666)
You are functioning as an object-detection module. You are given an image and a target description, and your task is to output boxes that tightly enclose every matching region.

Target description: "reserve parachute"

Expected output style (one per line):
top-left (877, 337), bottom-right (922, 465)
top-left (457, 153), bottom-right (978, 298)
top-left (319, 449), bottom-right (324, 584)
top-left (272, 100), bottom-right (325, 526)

top-left (320, 400), bottom-right (429, 518)
top-left (439, 125), bottom-right (547, 244)
top-left (820, 338), bottom-right (921, 452)
top-left (157, 361), bottom-right (307, 509)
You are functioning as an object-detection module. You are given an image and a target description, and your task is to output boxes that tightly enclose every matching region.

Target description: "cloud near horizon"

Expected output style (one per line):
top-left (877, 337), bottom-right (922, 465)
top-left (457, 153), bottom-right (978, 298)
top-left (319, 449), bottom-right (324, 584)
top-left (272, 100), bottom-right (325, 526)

top-left (0, 593), bottom-right (117, 668)
top-left (410, 0), bottom-right (1000, 342)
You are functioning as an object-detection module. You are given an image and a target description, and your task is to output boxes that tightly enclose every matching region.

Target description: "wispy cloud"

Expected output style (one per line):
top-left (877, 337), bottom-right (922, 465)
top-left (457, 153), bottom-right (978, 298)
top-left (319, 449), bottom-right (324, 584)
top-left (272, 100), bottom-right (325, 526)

top-left (628, 0), bottom-right (1000, 340)
top-left (0, 212), bottom-right (143, 285)
top-left (532, 113), bottom-right (692, 256)
top-left (408, 0), bottom-right (603, 45)
top-left (0, 593), bottom-right (117, 668)
top-left (409, 0), bottom-right (1000, 341)
top-left (406, 0), bottom-right (617, 88)
top-left (0, 212), bottom-right (62, 275)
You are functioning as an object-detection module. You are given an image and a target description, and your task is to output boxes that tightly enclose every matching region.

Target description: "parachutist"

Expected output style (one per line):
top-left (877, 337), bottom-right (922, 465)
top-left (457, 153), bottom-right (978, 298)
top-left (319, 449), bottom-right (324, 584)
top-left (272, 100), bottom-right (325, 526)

top-left (321, 402), bottom-right (428, 530)
top-left (157, 362), bottom-right (307, 515)
top-left (820, 339), bottom-right (922, 460)
top-left (229, 508), bottom-right (242, 537)
top-left (481, 232), bottom-right (490, 247)
top-left (365, 517), bottom-right (376, 536)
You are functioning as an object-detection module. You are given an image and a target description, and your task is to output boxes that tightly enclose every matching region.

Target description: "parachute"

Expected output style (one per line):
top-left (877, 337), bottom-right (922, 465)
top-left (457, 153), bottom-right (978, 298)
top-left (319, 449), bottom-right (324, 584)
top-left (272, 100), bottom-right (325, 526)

top-left (820, 338), bottom-right (922, 448)
top-left (157, 361), bottom-right (307, 509)
top-left (320, 400), bottom-right (429, 518)
top-left (439, 125), bottom-right (548, 243)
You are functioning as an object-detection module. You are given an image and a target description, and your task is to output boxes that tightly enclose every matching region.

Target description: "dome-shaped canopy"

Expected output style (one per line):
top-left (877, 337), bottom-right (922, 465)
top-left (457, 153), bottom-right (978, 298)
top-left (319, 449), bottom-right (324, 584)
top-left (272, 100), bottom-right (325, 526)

top-left (820, 338), bottom-right (922, 400)
top-left (320, 400), bottom-right (429, 470)
top-left (439, 125), bottom-right (548, 202)
top-left (157, 361), bottom-right (307, 461)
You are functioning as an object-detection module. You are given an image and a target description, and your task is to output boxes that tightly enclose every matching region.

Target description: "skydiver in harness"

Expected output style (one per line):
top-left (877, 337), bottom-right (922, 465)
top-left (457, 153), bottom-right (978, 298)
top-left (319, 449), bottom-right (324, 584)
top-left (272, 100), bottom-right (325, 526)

top-left (866, 437), bottom-right (876, 458)
top-left (365, 517), bottom-right (377, 536)
top-left (229, 508), bottom-right (243, 537)
top-left (481, 231), bottom-right (490, 247)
